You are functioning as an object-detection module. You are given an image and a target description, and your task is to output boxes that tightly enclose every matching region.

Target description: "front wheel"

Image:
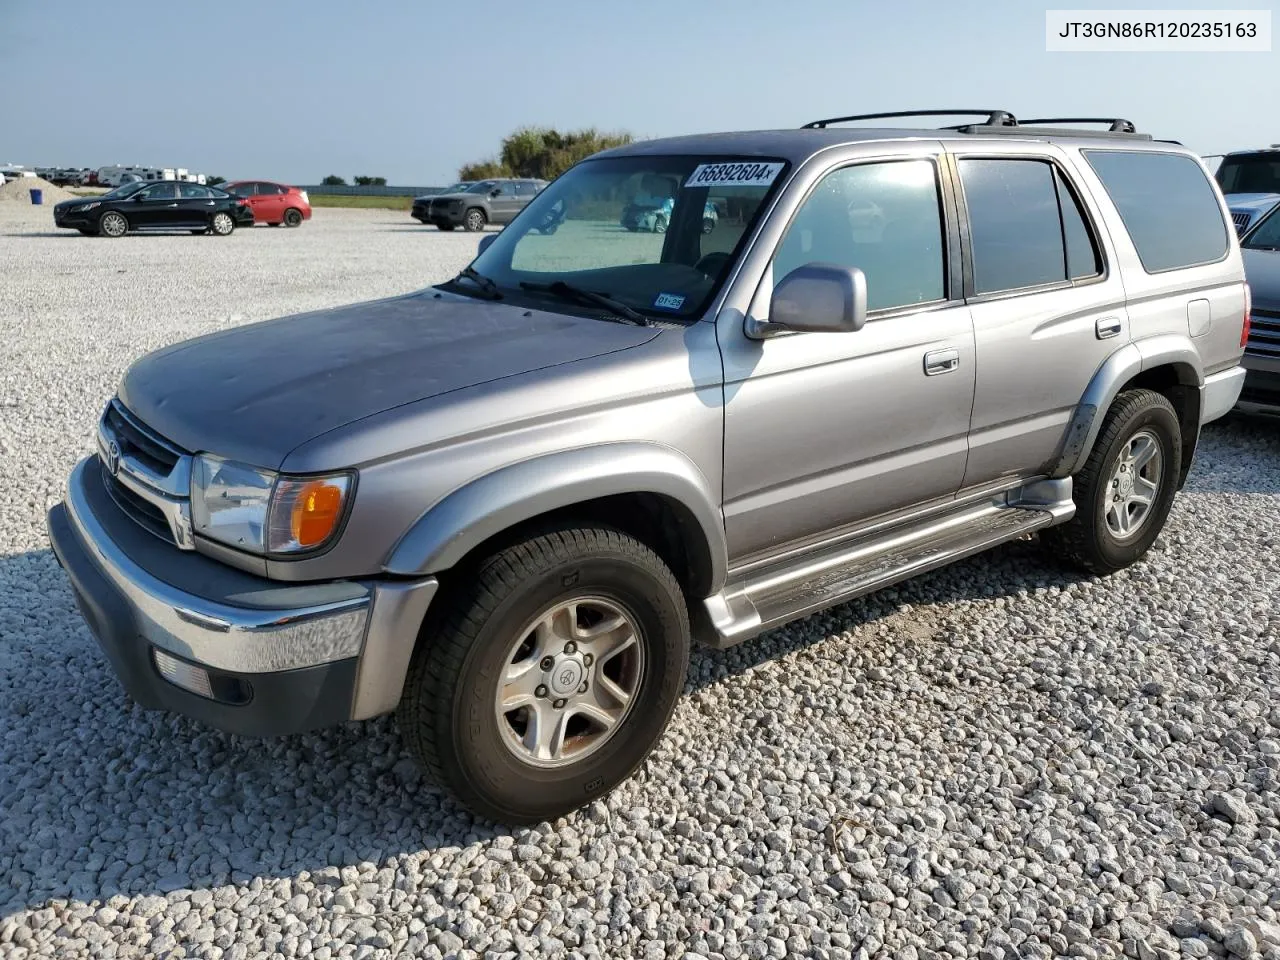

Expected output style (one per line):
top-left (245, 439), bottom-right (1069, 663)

top-left (1042, 388), bottom-right (1181, 575)
top-left (398, 526), bottom-right (690, 824)
top-left (436, 223), bottom-right (456, 232)
top-left (98, 211), bottom-right (128, 238)
top-left (210, 212), bottom-right (235, 236)
top-left (464, 207), bottom-right (487, 232)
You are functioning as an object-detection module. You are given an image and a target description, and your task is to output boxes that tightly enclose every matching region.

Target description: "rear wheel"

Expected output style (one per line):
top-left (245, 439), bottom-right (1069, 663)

top-left (283, 207), bottom-right (303, 227)
top-left (1042, 388), bottom-right (1181, 575)
top-left (437, 223), bottom-right (456, 231)
top-left (99, 211), bottom-right (127, 238)
top-left (464, 207), bottom-right (487, 232)
top-left (210, 212), bottom-right (235, 236)
top-left (398, 525), bottom-right (690, 824)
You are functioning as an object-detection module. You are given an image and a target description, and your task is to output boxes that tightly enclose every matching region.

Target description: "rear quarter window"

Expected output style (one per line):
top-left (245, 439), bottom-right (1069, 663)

top-left (1083, 150), bottom-right (1228, 273)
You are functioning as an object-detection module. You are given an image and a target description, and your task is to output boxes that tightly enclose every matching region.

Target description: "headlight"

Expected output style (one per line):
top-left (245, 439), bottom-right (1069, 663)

top-left (75, 201), bottom-right (101, 212)
top-left (191, 455), bottom-right (352, 555)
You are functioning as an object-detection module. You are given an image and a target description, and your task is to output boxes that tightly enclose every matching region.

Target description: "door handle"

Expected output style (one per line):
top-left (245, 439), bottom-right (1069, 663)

top-left (166, 203), bottom-right (178, 208)
top-left (1095, 316), bottom-right (1122, 340)
top-left (924, 348), bottom-right (960, 376)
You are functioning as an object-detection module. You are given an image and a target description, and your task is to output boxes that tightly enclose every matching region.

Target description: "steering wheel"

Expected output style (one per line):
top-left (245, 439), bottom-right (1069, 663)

top-left (694, 251), bottom-right (732, 277)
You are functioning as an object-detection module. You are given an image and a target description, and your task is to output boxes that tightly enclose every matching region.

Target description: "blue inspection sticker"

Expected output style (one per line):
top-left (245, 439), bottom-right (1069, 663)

top-left (653, 292), bottom-right (686, 311)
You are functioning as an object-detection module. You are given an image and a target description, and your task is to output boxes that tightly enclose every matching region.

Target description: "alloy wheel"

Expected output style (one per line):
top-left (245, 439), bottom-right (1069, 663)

top-left (1105, 428), bottom-right (1163, 540)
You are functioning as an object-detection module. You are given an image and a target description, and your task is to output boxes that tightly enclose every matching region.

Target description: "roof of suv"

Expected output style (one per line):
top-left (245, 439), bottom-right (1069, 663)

top-left (596, 112), bottom-right (1183, 166)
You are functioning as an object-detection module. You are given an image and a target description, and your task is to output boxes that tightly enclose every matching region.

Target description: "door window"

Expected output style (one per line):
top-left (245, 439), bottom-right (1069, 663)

top-left (772, 159), bottom-right (947, 312)
top-left (178, 183), bottom-right (211, 199)
top-left (139, 183), bottom-right (178, 201)
top-left (957, 158), bottom-right (1102, 294)
top-left (514, 181), bottom-right (538, 196)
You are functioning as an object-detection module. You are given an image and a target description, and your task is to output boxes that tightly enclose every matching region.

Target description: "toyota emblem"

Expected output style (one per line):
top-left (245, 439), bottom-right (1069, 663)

top-left (106, 440), bottom-right (121, 476)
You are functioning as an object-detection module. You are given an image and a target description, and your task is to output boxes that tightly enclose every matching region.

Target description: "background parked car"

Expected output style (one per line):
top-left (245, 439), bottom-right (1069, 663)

top-left (222, 180), bottom-right (312, 227)
top-left (1216, 147), bottom-right (1280, 196)
top-left (1237, 202), bottom-right (1280, 416)
top-left (1226, 193), bottom-right (1280, 236)
top-left (52, 180), bottom-right (254, 237)
top-left (412, 182), bottom-right (472, 223)
top-left (420, 178), bottom-right (547, 231)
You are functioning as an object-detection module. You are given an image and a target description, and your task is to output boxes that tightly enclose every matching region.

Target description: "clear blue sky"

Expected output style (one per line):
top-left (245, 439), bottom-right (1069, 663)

top-left (1, 0), bottom-right (1274, 185)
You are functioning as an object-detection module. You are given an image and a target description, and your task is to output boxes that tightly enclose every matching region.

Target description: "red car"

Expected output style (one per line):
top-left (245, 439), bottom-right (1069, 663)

top-left (221, 180), bottom-right (312, 227)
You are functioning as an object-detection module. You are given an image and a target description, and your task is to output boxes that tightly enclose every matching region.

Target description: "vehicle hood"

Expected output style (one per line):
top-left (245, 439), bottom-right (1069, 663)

top-left (428, 191), bottom-right (483, 202)
top-left (1244, 248), bottom-right (1280, 311)
top-left (118, 289), bottom-right (661, 468)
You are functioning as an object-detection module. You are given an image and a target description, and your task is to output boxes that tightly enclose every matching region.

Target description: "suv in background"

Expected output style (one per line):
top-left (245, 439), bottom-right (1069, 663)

top-left (48, 111), bottom-right (1247, 824)
top-left (422, 178), bottom-right (547, 231)
top-left (412, 182), bottom-right (472, 224)
top-left (1216, 147), bottom-right (1280, 197)
top-left (1236, 202), bottom-right (1280, 415)
top-left (222, 180), bottom-right (312, 227)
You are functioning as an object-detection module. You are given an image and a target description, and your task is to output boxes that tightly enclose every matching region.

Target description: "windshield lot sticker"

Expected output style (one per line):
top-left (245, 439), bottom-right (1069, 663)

top-left (685, 162), bottom-right (784, 189)
top-left (653, 293), bottom-right (686, 310)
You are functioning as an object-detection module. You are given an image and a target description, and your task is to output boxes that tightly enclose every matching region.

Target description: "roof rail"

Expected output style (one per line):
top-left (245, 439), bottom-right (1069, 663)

top-left (802, 109), bottom-right (1017, 130)
top-left (1020, 117), bottom-right (1137, 133)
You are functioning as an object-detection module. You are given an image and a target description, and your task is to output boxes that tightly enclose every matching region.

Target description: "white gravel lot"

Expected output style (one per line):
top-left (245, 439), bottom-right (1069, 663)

top-left (2, 203), bottom-right (1280, 960)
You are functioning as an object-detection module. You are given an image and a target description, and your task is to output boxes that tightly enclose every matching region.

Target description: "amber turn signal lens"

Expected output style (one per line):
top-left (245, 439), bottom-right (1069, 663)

top-left (290, 480), bottom-right (345, 548)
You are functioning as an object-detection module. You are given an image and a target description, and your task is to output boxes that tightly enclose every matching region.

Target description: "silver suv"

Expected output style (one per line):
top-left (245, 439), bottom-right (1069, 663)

top-left (48, 110), bottom-right (1248, 823)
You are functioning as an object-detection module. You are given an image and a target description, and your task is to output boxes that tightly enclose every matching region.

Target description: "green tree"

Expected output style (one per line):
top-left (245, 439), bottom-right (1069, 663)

top-left (459, 127), bottom-right (635, 182)
top-left (321, 174), bottom-right (346, 186)
top-left (353, 176), bottom-right (387, 186)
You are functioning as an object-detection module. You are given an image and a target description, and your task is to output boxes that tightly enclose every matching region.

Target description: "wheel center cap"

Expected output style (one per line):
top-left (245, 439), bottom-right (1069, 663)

top-left (548, 658), bottom-right (584, 696)
top-left (1118, 470), bottom-right (1134, 498)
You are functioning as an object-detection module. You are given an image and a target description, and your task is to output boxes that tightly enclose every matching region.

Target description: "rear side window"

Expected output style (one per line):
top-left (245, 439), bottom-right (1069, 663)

top-left (958, 158), bottom-right (1101, 294)
top-left (1084, 150), bottom-right (1228, 273)
top-left (178, 183), bottom-right (210, 199)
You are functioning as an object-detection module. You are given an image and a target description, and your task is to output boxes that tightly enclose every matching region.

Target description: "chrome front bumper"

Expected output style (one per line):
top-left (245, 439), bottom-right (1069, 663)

top-left (51, 456), bottom-right (436, 733)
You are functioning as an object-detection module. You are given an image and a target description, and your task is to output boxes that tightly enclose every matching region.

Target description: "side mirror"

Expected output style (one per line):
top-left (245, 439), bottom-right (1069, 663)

top-left (490, 188), bottom-right (502, 197)
top-left (766, 263), bottom-right (868, 335)
top-left (477, 234), bottom-right (497, 255)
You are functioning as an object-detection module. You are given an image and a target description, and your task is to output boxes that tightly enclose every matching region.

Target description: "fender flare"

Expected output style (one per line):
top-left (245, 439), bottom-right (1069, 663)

top-left (1051, 336), bottom-right (1203, 479)
top-left (383, 442), bottom-right (729, 594)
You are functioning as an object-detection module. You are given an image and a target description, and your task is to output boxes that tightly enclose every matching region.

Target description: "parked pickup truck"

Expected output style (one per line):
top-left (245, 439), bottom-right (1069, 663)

top-left (48, 110), bottom-right (1248, 824)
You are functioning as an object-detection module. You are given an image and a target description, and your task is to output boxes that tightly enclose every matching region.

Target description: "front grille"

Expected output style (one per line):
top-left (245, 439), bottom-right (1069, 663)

top-left (105, 400), bottom-right (182, 474)
top-left (1232, 211), bottom-right (1252, 233)
top-left (1248, 309), bottom-right (1280, 359)
top-left (100, 460), bottom-right (176, 544)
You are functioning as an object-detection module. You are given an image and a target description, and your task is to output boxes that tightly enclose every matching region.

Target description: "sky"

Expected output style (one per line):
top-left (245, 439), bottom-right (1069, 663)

top-left (1, 0), bottom-right (1275, 186)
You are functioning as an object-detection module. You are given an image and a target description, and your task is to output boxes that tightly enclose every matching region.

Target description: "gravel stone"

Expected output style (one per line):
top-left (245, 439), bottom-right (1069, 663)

top-left (2, 205), bottom-right (1280, 960)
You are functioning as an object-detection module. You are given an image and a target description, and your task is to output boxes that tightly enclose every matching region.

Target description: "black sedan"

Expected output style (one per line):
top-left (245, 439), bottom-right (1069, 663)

top-left (53, 181), bottom-right (255, 237)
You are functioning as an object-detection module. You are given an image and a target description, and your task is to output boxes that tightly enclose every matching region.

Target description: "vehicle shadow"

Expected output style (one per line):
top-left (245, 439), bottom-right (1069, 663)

top-left (0, 530), bottom-right (1086, 918)
top-left (1182, 413), bottom-right (1280, 494)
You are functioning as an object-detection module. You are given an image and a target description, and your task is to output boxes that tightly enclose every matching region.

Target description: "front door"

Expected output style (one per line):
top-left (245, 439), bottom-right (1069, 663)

top-left (490, 182), bottom-right (522, 224)
top-left (130, 182), bottom-right (181, 229)
top-left (721, 155), bottom-right (977, 561)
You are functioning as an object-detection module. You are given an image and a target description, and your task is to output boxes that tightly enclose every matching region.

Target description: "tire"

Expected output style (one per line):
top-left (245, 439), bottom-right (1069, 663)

top-left (702, 217), bottom-right (715, 235)
top-left (283, 207), bottom-right (303, 227)
top-left (98, 211), bottom-right (127, 238)
top-left (267, 222), bottom-right (280, 227)
top-left (210, 212), bottom-right (235, 236)
top-left (398, 525), bottom-right (690, 824)
top-left (464, 207), bottom-right (487, 232)
top-left (653, 215), bottom-right (667, 235)
top-left (1042, 388), bottom-right (1181, 575)
top-left (437, 223), bottom-right (456, 232)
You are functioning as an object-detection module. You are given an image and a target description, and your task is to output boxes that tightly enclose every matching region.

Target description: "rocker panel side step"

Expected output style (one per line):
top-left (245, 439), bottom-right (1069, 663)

top-left (703, 494), bottom-right (1070, 649)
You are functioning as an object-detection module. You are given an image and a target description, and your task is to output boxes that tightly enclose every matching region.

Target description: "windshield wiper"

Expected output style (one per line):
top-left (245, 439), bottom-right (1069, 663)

top-left (518, 280), bottom-right (650, 326)
top-left (449, 266), bottom-right (502, 300)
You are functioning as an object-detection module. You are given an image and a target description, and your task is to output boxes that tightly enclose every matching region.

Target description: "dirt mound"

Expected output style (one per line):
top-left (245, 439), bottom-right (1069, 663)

top-left (0, 176), bottom-right (77, 203)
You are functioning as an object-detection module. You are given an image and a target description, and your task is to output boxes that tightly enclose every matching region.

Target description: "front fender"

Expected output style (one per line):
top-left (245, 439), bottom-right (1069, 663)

top-left (383, 442), bottom-right (728, 594)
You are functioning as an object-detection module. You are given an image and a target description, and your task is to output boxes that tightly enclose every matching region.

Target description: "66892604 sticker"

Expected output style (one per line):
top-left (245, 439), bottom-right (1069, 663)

top-left (684, 161), bottom-right (785, 189)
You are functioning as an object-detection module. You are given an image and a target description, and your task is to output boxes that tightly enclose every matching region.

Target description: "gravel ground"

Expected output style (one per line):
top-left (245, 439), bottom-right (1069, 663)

top-left (2, 203), bottom-right (1280, 960)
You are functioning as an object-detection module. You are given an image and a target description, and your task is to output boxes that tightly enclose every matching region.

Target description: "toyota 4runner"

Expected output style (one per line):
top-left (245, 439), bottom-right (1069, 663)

top-left (48, 110), bottom-right (1248, 823)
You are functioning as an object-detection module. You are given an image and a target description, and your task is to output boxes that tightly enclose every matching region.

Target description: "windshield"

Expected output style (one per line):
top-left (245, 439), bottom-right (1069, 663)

top-left (1243, 204), bottom-right (1280, 249)
top-left (465, 155), bottom-right (788, 320)
top-left (1217, 155), bottom-right (1280, 195)
top-left (101, 182), bottom-right (147, 200)
top-left (464, 181), bottom-right (496, 193)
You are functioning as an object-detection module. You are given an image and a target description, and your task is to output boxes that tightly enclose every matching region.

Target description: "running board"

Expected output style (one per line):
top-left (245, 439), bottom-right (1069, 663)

top-left (702, 485), bottom-right (1073, 649)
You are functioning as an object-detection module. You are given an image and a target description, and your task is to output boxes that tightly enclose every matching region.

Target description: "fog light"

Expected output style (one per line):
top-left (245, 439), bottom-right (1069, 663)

top-left (153, 649), bottom-right (214, 699)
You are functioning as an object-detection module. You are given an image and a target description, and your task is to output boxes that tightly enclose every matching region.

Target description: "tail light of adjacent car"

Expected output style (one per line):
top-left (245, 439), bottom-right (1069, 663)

top-left (298, 189), bottom-right (309, 204)
top-left (1242, 283), bottom-right (1252, 348)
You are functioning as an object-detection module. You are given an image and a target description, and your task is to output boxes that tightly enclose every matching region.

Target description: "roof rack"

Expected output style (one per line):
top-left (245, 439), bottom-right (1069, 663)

top-left (802, 110), bottom-right (1154, 140)
top-left (802, 109), bottom-right (1017, 130)
top-left (1020, 117), bottom-right (1136, 133)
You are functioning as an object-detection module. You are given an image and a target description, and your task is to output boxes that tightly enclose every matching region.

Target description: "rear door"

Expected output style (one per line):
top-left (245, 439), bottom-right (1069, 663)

top-left (176, 182), bottom-right (216, 226)
top-left (255, 183), bottom-right (287, 222)
top-left (951, 145), bottom-right (1126, 488)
